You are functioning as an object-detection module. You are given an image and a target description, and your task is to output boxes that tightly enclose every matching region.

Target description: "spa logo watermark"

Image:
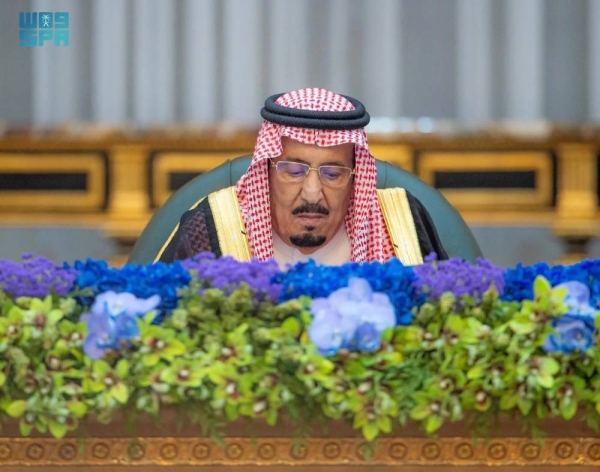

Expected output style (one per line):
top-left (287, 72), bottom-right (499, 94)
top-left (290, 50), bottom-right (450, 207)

top-left (19, 12), bottom-right (70, 47)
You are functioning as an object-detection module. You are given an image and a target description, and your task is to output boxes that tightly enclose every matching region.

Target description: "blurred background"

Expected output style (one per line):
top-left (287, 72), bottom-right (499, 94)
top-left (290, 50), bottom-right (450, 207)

top-left (1, 0), bottom-right (599, 267)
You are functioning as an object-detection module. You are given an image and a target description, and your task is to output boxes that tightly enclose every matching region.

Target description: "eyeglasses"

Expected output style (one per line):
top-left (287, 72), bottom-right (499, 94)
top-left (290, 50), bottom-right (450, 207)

top-left (271, 160), bottom-right (355, 188)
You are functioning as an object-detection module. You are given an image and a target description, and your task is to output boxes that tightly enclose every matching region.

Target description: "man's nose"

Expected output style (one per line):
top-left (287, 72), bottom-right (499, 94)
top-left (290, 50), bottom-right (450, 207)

top-left (301, 168), bottom-right (324, 202)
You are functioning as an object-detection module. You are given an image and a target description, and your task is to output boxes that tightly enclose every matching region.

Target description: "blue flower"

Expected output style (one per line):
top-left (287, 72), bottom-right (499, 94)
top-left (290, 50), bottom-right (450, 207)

top-left (82, 312), bottom-right (116, 360)
top-left (82, 291), bottom-right (161, 359)
top-left (559, 281), bottom-right (598, 328)
top-left (502, 258), bottom-right (600, 307)
top-left (92, 291), bottom-right (161, 319)
top-left (275, 258), bottom-right (417, 325)
top-left (543, 316), bottom-right (594, 353)
top-left (307, 310), bottom-right (347, 356)
top-left (354, 323), bottom-right (381, 352)
top-left (69, 259), bottom-right (190, 316)
top-left (308, 278), bottom-right (396, 356)
top-left (543, 281), bottom-right (598, 354)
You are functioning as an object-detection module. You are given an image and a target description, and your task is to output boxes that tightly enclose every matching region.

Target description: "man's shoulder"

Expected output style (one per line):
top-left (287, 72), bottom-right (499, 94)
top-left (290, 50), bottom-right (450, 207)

top-left (376, 187), bottom-right (414, 196)
top-left (377, 187), bottom-right (420, 205)
top-left (180, 186), bottom-right (238, 219)
top-left (376, 187), bottom-right (415, 202)
top-left (207, 186), bottom-right (238, 200)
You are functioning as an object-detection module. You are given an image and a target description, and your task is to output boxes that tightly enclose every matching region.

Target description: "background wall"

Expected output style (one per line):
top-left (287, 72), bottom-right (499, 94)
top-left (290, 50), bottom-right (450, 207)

top-left (1, 0), bottom-right (599, 267)
top-left (1, 0), bottom-right (599, 127)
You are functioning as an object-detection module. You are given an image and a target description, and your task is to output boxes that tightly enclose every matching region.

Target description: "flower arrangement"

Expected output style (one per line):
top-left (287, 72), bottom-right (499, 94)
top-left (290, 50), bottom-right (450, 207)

top-left (0, 252), bottom-right (599, 442)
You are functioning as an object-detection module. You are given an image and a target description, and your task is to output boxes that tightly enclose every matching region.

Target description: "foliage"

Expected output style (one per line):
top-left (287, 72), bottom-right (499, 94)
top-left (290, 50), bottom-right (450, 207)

top-left (0, 253), bottom-right (599, 443)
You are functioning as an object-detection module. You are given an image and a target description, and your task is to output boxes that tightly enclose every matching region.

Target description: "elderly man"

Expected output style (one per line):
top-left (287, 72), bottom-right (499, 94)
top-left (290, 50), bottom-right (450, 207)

top-left (159, 88), bottom-right (447, 267)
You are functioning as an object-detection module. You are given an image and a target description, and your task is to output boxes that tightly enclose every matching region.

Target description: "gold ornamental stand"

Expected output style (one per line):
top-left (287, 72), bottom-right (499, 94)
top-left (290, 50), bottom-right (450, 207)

top-left (0, 410), bottom-right (599, 471)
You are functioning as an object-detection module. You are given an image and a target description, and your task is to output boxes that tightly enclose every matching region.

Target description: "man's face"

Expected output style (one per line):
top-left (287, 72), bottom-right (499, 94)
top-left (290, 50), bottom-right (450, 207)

top-left (269, 137), bottom-right (355, 255)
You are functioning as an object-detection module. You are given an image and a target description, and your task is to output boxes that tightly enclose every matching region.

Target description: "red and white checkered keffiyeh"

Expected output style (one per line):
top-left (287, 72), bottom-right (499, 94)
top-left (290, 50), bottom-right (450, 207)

top-left (235, 87), bottom-right (395, 262)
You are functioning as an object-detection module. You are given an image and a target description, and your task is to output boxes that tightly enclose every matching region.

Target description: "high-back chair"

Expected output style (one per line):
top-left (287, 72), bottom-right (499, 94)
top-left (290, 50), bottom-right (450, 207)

top-left (128, 156), bottom-right (482, 264)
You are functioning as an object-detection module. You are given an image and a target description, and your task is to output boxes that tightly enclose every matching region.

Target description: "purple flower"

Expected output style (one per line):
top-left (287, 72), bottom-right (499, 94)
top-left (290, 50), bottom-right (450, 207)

top-left (183, 252), bottom-right (283, 302)
top-left (82, 291), bottom-right (160, 359)
top-left (0, 254), bottom-right (77, 299)
top-left (543, 281), bottom-right (598, 354)
top-left (413, 254), bottom-right (506, 302)
top-left (308, 278), bottom-right (396, 356)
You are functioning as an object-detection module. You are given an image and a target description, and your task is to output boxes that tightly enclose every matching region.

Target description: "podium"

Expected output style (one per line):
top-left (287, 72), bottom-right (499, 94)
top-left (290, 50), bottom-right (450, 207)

top-left (0, 409), bottom-right (598, 471)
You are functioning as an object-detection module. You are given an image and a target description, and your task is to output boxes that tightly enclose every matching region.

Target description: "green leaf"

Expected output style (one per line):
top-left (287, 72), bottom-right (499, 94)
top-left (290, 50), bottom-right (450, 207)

top-left (0, 372), bottom-right (6, 387)
top-left (49, 421), bottom-right (67, 439)
top-left (165, 339), bottom-right (186, 359)
top-left (353, 411), bottom-right (368, 429)
top-left (541, 358), bottom-right (560, 375)
top-left (142, 353), bottom-right (160, 367)
top-left (47, 309), bottom-right (64, 325)
top-left (6, 400), bottom-right (26, 418)
top-left (446, 315), bottom-right (463, 332)
top-left (534, 276), bottom-right (551, 297)
top-left (509, 319), bottom-right (535, 335)
top-left (68, 402), bottom-right (87, 418)
top-left (377, 415), bottom-right (392, 433)
top-left (561, 398), bottom-right (577, 420)
top-left (460, 330), bottom-right (478, 344)
top-left (7, 304), bottom-right (24, 320)
top-left (536, 402), bottom-right (547, 419)
top-left (536, 371), bottom-right (554, 389)
top-left (550, 287), bottom-right (568, 305)
top-left (409, 404), bottom-right (430, 420)
top-left (266, 409), bottom-right (277, 426)
top-left (439, 293), bottom-right (455, 314)
top-left (93, 360), bottom-right (111, 376)
top-left (517, 399), bottom-right (533, 416)
top-left (143, 310), bottom-right (158, 325)
top-left (116, 359), bottom-right (129, 378)
top-left (363, 422), bottom-right (379, 442)
top-left (160, 369), bottom-right (176, 384)
top-left (380, 327), bottom-right (394, 344)
top-left (111, 383), bottom-right (129, 404)
top-left (425, 414), bottom-right (443, 434)
top-left (19, 420), bottom-right (33, 437)
top-left (346, 360), bottom-right (367, 377)
top-left (225, 403), bottom-right (239, 421)
top-left (500, 394), bottom-right (518, 410)
top-left (281, 318), bottom-right (301, 338)
top-left (466, 318), bottom-right (483, 332)
top-left (467, 366), bottom-right (484, 380)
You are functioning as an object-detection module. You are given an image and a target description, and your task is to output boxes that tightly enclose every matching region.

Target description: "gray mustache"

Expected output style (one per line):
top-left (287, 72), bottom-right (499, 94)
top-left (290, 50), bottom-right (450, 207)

top-left (292, 204), bottom-right (329, 216)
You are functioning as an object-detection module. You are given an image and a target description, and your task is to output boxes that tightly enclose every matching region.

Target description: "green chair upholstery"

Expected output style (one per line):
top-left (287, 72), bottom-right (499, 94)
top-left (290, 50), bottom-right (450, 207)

top-left (128, 155), bottom-right (482, 264)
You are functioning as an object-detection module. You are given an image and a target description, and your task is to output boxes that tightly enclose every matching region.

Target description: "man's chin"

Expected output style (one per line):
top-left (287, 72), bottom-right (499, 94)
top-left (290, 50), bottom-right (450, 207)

top-left (289, 233), bottom-right (327, 248)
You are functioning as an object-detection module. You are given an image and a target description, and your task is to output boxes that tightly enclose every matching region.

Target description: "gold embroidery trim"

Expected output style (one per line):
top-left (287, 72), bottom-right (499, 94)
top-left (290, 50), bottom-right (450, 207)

top-left (0, 436), bottom-right (596, 466)
top-left (377, 188), bottom-right (423, 266)
top-left (208, 186), bottom-right (251, 261)
top-left (155, 196), bottom-right (207, 262)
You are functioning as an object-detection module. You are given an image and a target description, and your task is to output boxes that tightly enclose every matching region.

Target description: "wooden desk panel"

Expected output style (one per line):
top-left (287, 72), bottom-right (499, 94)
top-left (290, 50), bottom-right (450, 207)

top-left (0, 130), bottom-right (598, 263)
